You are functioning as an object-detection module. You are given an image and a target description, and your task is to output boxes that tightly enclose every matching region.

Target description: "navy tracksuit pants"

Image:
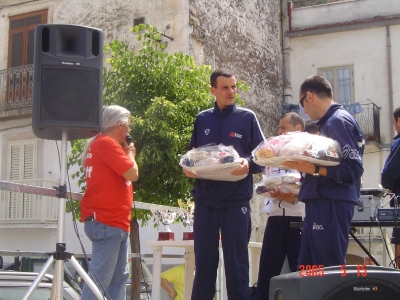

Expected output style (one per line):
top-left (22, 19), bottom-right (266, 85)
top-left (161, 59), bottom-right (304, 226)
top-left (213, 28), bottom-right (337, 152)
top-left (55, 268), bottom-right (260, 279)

top-left (297, 198), bottom-right (355, 268)
top-left (191, 203), bottom-right (251, 300)
top-left (255, 215), bottom-right (302, 300)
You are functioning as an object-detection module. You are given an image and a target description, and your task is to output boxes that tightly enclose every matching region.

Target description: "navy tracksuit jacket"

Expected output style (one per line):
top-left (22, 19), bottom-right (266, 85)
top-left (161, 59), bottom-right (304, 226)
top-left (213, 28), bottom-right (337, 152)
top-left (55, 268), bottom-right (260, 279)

top-left (188, 102), bottom-right (264, 300)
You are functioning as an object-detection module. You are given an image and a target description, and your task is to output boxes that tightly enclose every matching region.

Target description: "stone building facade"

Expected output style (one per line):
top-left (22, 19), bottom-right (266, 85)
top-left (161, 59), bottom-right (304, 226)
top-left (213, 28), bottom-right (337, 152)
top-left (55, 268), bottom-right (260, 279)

top-left (0, 0), bottom-right (283, 255)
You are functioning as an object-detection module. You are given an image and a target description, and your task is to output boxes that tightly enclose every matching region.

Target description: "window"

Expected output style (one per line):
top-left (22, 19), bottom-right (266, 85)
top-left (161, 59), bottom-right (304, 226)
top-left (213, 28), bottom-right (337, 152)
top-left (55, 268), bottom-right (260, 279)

top-left (7, 140), bottom-right (37, 218)
top-left (133, 16), bottom-right (145, 27)
top-left (318, 66), bottom-right (354, 105)
top-left (8, 10), bottom-right (47, 68)
top-left (292, 0), bottom-right (349, 9)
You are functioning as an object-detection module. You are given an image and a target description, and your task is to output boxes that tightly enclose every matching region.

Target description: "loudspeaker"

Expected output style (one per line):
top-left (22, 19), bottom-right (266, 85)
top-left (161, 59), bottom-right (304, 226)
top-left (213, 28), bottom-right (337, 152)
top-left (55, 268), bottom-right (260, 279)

top-left (32, 24), bottom-right (103, 140)
top-left (269, 266), bottom-right (400, 300)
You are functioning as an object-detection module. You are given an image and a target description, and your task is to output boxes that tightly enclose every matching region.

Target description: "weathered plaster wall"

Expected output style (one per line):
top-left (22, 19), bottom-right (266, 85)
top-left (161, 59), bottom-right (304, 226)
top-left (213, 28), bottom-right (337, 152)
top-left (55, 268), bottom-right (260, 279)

top-left (53, 0), bottom-right (191, 57)
top-left (127, 0), bottom-right (191, 55)
top-left (53, 0), bottom-right (139, 46)
top-left (189, 0), bottom-right (283, 137)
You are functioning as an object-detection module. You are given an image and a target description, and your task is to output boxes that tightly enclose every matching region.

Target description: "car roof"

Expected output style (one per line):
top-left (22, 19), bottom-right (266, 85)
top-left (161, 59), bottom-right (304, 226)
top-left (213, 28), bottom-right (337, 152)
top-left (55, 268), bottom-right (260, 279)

top-left (0, 271), bottom-right (68, 287)
top-left (0, 271), bottom-right (80, 299)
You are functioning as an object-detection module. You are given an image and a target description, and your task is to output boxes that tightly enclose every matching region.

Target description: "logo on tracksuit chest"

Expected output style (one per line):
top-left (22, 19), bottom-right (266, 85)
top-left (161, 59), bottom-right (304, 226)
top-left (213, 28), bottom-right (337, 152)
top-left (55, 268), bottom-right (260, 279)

top-left (230, 132), bottom-right (242, 138)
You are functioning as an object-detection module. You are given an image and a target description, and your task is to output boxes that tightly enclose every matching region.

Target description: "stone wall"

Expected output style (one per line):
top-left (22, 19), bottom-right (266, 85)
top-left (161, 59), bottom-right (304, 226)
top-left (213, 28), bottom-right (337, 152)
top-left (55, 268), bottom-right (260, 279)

top-left (189, 0), bottom-right (283, 136)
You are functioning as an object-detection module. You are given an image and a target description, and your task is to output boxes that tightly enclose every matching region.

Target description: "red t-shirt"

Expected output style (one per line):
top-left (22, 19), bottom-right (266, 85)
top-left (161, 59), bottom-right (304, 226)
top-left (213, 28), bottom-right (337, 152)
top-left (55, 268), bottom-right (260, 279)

top-left (80, 134), bottom-right (134, 232)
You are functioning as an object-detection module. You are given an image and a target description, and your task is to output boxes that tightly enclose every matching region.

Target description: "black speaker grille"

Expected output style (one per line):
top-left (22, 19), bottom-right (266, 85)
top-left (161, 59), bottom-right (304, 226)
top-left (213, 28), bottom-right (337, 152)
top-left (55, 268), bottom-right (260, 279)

top-left (40, 65), bottom-right (99, 125)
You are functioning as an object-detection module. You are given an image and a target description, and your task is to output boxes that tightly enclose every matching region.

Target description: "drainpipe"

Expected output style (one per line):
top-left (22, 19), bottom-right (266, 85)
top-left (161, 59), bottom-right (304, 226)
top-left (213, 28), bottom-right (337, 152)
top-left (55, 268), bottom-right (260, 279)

top-left (282, 0), bottom-right (292, 103)
top-left (386, 26), bottom-right (394, 139)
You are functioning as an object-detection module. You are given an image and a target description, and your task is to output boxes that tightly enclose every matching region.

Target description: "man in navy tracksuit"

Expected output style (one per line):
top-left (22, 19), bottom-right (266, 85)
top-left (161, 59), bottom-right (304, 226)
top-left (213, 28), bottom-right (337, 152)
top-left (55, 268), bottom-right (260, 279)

top-left (183, 68), bottom-right (265, 300)
top-left (381, 106), bottom-right (400, 267)
top-left (280, 75), bottom-right (364, 268)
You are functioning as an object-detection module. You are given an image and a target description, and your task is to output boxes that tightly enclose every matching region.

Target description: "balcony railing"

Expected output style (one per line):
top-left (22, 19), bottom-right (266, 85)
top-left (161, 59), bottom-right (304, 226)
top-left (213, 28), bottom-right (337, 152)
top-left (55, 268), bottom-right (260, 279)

top-left (0, 179), bottom-right (59, 227)
top-left (0, 64), bottom-right (33, 118)
top-left (349, 102), bottom-right (381, 143)
top-left (292, 0), bottom-right (349, 8)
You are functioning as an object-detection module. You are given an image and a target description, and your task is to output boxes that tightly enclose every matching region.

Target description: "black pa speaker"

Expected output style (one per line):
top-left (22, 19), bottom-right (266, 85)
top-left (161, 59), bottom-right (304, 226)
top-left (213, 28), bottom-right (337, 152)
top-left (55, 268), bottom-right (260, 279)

top-left (32, 24), bottom-right (103, 140)
top-left (269, 265), bottom-right (400, 300)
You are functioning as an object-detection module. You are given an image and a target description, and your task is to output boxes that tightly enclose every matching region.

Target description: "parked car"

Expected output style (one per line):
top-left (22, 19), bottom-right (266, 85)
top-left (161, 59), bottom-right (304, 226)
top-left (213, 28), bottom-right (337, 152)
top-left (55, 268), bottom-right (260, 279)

top-left (0, 271), bottom-right (80, 300)
top-left (1, 256), bottom-right (152, 299)
top-left (1, 256), bottom-right (82, 296)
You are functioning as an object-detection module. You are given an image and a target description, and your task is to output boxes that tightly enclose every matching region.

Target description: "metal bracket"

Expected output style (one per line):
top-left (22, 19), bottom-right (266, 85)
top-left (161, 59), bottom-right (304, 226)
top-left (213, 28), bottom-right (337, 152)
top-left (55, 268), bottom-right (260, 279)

top-left (52, 243), bottom-right (72, 260)
top-left (53, 184), bottom-right (67, 199)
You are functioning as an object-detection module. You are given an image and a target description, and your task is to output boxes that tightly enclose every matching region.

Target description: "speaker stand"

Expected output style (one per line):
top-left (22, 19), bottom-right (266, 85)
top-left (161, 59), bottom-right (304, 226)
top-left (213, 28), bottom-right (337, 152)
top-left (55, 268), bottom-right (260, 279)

top-left (22, 131), bottom-right (105, 300)
top-left (349, 227), bottom-right (380, 266)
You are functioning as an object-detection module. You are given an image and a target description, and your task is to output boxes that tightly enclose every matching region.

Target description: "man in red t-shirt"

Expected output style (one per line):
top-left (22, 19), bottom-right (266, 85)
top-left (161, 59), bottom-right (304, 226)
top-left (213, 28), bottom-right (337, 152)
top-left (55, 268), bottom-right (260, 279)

top-left (80, 105), bottom-right (139, 300)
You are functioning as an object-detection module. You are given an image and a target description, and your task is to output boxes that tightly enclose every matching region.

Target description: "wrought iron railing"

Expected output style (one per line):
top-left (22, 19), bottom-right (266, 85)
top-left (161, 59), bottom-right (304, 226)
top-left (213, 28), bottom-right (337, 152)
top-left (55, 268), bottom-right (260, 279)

top-left (0, 64), bottom-right (34, 112)
top-left (0, 179), bottom-right (59, 225)
top-left (350, 102), bottom-right (381, 143)
top-left (292, 0), bottom-right (349, 9)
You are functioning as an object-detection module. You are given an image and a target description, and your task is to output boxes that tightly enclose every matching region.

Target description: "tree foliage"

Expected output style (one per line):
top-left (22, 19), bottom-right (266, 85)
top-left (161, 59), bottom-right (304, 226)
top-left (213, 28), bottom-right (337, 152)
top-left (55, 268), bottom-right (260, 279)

top-left (68, 23), bottom-right (247, 221)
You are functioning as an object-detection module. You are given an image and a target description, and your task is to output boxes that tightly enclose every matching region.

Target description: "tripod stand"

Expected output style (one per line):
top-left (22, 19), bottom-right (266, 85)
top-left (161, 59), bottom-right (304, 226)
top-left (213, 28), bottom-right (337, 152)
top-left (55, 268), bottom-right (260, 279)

top-left (22, 131), bottom-right (104, 300)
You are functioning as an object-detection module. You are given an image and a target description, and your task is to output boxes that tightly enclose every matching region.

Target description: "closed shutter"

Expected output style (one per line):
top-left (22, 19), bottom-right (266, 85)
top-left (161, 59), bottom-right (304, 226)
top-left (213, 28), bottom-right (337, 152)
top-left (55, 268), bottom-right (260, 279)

top-left (8, 140), bottom-right (36, 218)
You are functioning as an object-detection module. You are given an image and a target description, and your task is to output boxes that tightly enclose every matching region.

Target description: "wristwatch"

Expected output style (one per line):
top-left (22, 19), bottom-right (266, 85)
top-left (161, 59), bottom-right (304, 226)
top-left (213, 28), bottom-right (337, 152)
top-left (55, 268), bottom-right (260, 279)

top-left (312, 165), bottom-right (320, 177)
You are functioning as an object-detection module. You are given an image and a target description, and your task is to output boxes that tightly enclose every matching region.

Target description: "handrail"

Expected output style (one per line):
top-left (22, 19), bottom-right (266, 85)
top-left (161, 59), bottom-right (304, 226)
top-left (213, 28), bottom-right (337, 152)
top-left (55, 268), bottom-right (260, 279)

top-left (0, 64), bottom-right (33, 112)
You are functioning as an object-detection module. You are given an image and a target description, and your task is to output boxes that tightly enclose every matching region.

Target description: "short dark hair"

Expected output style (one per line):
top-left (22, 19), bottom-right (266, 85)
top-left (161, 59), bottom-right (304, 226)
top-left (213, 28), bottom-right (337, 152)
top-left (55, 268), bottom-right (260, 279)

top-left (210, 68), bottom-right (234, 88)
top-left (300, 75), bottom-right (333, 100)
top-left (282, 112), bottom-right (305, 131)
top-left (394, 107), bottom-right (400, 122)
top-left (304, 120), bottom-right (320, 134)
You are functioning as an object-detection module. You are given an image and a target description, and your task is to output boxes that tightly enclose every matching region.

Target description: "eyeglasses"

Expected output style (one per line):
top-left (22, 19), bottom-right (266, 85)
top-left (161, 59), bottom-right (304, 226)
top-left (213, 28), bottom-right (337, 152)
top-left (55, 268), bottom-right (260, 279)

top-left (299, 94), bottom-right (307, 108)
top-left (299, 91), bottom-right (312, 108)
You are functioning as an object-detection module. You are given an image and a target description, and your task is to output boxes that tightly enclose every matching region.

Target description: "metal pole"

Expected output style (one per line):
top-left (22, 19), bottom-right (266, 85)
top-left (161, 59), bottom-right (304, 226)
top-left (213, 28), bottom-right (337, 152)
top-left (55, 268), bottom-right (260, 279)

top-left (53, 131), bottom-right (69, 299)
top-left (69, 255), bottom-right (104, 299)
top-left (22, 255), bottom-right (55, 300)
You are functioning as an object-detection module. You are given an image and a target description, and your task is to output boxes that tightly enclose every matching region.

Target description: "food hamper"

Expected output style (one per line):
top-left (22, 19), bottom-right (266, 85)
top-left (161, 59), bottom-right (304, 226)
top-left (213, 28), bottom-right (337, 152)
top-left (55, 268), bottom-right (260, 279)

top-left (252, 132), bottom-right (342, 168)
top-left (180, 143), bottom-right (246, 182)
top-left (255, 173), bottom-right (301, 197)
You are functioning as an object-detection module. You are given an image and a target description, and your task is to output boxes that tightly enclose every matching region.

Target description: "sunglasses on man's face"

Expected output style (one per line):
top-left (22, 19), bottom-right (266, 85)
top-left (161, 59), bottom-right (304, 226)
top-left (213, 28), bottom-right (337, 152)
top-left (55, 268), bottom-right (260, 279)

top-left (299, 94), bottom-right (307, 108)
top-left (299, 91), bottom-right (313, 108)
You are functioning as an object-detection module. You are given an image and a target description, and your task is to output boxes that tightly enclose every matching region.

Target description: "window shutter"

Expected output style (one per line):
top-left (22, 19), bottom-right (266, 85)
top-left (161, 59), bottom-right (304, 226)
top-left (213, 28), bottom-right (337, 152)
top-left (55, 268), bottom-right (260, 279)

top-left (8, 144), bottom-right (21, 218)
top-left (8, 140), bottom-right (36, 219)
top-left (23, 143), bottom-right (34, 179)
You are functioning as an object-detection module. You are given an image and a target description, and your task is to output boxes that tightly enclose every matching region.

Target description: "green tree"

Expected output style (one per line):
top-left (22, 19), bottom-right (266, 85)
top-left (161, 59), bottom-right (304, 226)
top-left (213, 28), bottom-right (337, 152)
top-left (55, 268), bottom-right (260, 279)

top-left (68, 23), bottom-right (247, 300)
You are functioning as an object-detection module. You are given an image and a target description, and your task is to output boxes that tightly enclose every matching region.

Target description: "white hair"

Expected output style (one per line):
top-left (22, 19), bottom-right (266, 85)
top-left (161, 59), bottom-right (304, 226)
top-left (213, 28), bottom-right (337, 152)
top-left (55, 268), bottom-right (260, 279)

top-left (81, 105), bottom-right (131, 166)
